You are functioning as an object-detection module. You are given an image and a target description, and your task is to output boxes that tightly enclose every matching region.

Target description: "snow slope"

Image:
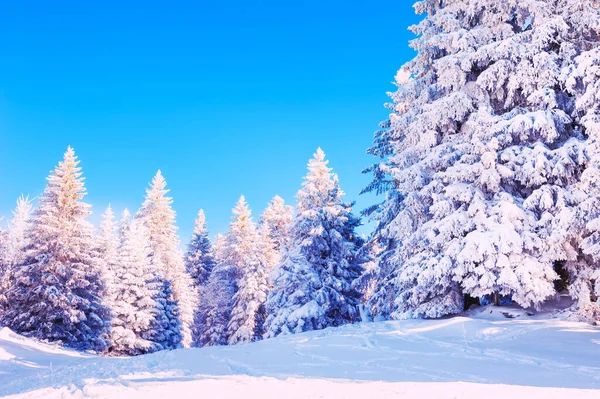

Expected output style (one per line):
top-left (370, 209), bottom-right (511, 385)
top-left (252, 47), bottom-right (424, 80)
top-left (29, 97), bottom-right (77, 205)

top-left (1, 305), bottom-right (599, 398)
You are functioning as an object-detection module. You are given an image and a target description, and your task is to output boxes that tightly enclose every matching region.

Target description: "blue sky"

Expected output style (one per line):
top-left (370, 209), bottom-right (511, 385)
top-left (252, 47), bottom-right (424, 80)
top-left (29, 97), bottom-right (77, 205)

top-left (0, 0), bottom-right (420, 240)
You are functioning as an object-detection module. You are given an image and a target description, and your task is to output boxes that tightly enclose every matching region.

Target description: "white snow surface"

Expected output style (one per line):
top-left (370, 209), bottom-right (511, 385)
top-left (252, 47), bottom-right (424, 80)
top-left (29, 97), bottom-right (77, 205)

top-left (1, 305), bottom-right (599, 398)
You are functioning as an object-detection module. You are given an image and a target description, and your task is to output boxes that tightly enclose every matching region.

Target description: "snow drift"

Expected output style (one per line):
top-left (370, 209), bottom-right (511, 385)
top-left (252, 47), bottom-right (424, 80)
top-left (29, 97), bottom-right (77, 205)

top-left (0, 304), bottom-right (599, 398)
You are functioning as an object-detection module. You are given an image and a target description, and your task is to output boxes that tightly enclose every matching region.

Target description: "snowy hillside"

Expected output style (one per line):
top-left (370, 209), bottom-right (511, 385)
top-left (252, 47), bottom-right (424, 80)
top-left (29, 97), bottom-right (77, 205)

top-left (1, 304), bottom-right (599, 399)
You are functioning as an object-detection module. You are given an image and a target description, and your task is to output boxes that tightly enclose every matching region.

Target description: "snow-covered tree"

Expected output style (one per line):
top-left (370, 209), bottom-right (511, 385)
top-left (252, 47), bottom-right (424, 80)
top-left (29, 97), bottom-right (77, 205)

top-left (185, 209), bottom-right (216, 345)
top-left (225, 196), bottom-right (269, 345)
top-left (0, 196), bottom-right (32, 315)
top-left (266, 149), bottom-right (364, 337)
top-left (108, 209), bottom-right (183, 354)
top-left (199, 234), bottom-right (235, 347)
top-left (108, 214), bottom-right (158, 355)
top-left (185, 209), bottom-right (215, 289)
top-left (351, 239), bottom-right (380, 320)
top-left (96, 206), bottom-right (119, 297)
top-left (564, 7), bottom-right (600, 318)
top-left (3, 147), bottom-right (109, 351)
top-left (259, 196), bottom-right (294, 271)
top-left (363, 0), bottom-right (600, 319)
top-left (0, 224), bottom-right (8, 317)
top-left (0, 222), bottom-right (7, 268)
top-left (137, 170), bottom-right (196, 347)
top-left (146, 278), bottom-right (183, 350)
top-left (7, 196), bottom-right (32, 267)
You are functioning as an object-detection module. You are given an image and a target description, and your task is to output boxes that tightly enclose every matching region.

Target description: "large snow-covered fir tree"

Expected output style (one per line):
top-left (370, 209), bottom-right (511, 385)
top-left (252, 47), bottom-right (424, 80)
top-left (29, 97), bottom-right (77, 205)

top-left (225, 196), bottom-right (269, 345)
top-left (363, 0), bottom-right (600, 320)
top-left (565, 2), bottom-right (600, 319)
top-left (137, 171), bottom-right (196, 347)
top-left (266, 149), bottom-right (364, 337)
top-left (185, 209), bottom-right (216, 345)
top-left (259, 196), bottom-right (294, 272)
top-left (3, 147), bottom-right (110, 350)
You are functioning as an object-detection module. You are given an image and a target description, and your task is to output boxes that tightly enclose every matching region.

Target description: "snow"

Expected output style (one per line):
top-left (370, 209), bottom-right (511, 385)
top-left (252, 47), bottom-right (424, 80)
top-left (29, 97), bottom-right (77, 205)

top-left (1, 304), bottom-right (599, 398)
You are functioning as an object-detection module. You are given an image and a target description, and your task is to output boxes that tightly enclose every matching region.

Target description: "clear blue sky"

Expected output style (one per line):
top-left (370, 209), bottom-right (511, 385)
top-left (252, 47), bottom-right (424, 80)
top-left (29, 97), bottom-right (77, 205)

top-left (0, 0), bottom-right (419, 241)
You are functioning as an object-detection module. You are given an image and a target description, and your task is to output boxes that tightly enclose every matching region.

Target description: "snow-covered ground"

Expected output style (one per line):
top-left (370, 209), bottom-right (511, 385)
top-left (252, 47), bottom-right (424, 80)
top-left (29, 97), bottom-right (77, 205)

top-left (1, 304), bottom-right (599, 398)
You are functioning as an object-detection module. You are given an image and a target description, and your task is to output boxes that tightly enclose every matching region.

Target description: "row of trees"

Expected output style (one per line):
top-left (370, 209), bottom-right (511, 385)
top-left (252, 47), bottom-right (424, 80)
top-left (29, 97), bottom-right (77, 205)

top-left (0, 147), bottom-right (366, 354)
top-left (362, 0), bottom-right (600, 321)
top-left (2, 0), bottom-right (599, 355)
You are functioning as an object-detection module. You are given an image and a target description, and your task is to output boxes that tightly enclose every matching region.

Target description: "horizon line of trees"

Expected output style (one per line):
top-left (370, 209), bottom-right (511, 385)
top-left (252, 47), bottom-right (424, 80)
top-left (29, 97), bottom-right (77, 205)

top-left (0, 146), bottom-right (367, 354)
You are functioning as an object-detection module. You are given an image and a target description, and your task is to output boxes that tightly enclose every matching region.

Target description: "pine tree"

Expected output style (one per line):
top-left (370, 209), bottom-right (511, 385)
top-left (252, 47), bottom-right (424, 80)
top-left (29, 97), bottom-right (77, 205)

top-left (3, 147), bottom-right (109, 351)
top-left (146, 278), bottom-right (183, 350)
top-left (259, 196), bottom-right (294, 271)
top-left (7, 196), bottom-right (32, 267)
top-left (96, 206), bottom-right (118, 300)
top-left (137, 170), bottom-right (196, 347)
top-left (225, 196), bottom-right (269, 345)
top-left (0, 196), bottom-right (33, 316)
top-left (185, 209), bottom-right (216, 289)
top-left (363, 0), bottom-right (600, 319)
top-left (109, 215), bottom-right (159, 355)
top-left (565, 3), bottom-right (600, 319)
top-left (266, 149), bottom-right (364, 337)
top-left (199, 234), bottom-right (235, 347)
top-left (185, 209), bottom-right (216, 345)
top-left (351, 239), bottom-right (380, 321)
top-left (0, 223), bottom-right (8, 318)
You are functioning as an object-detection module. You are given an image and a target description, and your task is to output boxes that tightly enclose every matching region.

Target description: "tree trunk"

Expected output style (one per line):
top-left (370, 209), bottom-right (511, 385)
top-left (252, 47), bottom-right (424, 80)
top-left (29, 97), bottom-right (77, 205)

top-left (493, 291), bottom-right (500, 306)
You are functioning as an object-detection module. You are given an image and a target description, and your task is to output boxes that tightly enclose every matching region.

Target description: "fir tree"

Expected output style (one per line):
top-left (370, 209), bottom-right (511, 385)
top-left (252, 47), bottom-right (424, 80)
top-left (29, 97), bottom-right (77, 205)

top-left (3, 147), bottom-right (109, 351)
top-left (96, 205), bottom-right (118, 301)
top-left (363, 0), bottom-right (600, 319)
top-left (199, 234), bottom-right (234, 346)
top-left (145, 279), bottom-right (183, 350)
top-left (137, 170), bottom-right (196, 347)
top-left (7, 196), bottom-right (32, 267)
top-left (259, 196), bottom-right (294, 271)
top-left (0, 196), bottom-right (32, 316)
top-left (185, 209), bottom-right (216, 289)
top-left (109, 215), bottom-right (159, 355)
top-left (266, 149), bottom-right (364, 337)
top-left (0, 224), bottom-right (8, 318)
top-left (184, 209), bottom-right (216, 345)
top-left (566, 4), bottom-right (600, 319)
top-left (225, 196), bottom-right (269, 345)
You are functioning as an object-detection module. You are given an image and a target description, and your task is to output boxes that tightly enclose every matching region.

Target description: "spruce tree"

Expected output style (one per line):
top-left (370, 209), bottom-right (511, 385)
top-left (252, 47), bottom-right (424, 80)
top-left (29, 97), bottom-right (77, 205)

top-left (0, 196), bottom-right (32, 316)
top-left (565, 2), bottom-right (600, 319)
top-left (199, 234), bottom-right (235, 346)
top-left (3, 147), bottom-right (109, 351)
top-left (0, 224), bottom-right (8, 318)
top-left (96, 205), bottom-right (118, 303)
top-left (266, 149), bottom-right (364, 337)
top-left (259, 196), bottom-right (294, 271)
top-left (7, 196), bottom-right (32, 267)
top-left (137, 170), bottom-right (195, 347)
top-left (109, 215), bottom-right (159, 355)
top-left (185, 209), bottom-right (216, 345)
top-left (363, 0), bottom-right (600, 319)
top-left (225, 196), bottom-right (269, 345)
top-left (185, 209), bottom-right (216, 289)
top-left (146, 279), bottom-right (183, 350)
